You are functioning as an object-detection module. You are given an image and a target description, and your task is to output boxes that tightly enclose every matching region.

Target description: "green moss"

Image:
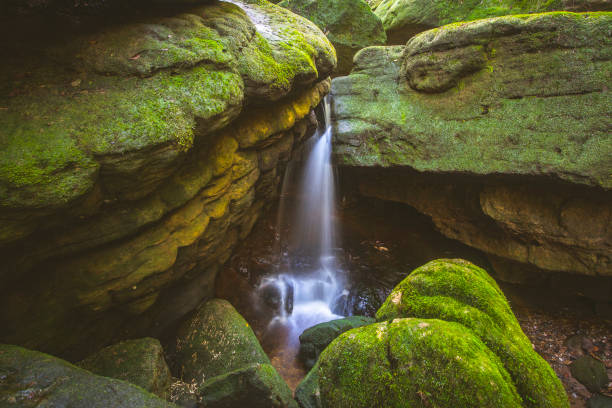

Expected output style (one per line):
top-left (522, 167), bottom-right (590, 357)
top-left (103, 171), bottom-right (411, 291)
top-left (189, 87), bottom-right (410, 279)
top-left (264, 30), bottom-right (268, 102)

top-left (375, 0), bottom-right (607, 44)
top-left (278, 0), bottom-right (385, 74)
top-left (0, 344), bottom-right (176, 407)
top-left (376, 259), bottom-right (569, 408)
top-left (173, 299), bottom-right (270, 384)
top-left (332, 12), bottom-right (612, 189)
top-left (317, 318), bottom-right (523, 407)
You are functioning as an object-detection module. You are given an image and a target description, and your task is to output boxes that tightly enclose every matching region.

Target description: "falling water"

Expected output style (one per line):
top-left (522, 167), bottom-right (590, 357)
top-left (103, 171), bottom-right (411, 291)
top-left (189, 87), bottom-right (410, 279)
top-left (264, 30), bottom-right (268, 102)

top-left (258, 95), bottom-right (345, 341)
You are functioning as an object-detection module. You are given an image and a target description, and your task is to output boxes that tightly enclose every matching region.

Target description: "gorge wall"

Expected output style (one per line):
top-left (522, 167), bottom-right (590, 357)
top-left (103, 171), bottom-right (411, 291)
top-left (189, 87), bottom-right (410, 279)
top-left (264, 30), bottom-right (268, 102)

top-left (332, 12), bottom-right (612, 304)
top-left (0, 0), bottom-right (335, 359)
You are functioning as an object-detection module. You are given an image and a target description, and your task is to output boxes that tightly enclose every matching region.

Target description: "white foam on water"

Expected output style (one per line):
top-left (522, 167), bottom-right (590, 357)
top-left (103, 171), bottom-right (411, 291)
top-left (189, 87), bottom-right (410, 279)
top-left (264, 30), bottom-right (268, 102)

top-left (259, 95), bottom-right (345, 339)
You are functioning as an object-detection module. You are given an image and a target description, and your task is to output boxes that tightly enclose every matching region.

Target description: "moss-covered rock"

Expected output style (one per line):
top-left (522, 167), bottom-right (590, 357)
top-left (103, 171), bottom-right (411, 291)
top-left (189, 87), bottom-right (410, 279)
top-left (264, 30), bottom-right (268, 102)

top-left (0, 344), bottom-right (177, 407)
top-left (0, 0), bottom-right (334, 214)
top-left (172, 299), bottom-right (270, 384)
top-left (570, 355), bottom-right (609, 392)
top-left (278, 0), bottom-right (385, 74)
top-left (171, 299), bottom-right (296, 407)
top-left (316, 318), bottom-right (523, 407)
top-left (332, 12), bottom-right (612, 279)
top-left (78, 338), bottom-right (172, 398)
top-left (295, 362), bottom-right (322, 408)
top-left (299, 316), bottom-right (375, 369)
top-left (375, 0), bottom-right (612, 44)
top-left (375, 259), bottom-right (568, 407)
top-left (0, 0), bottom-right (332, 358)
top-left (198, 363), bottom-right (298, 408)
top-left (333, 12), bottom-right (612, 190)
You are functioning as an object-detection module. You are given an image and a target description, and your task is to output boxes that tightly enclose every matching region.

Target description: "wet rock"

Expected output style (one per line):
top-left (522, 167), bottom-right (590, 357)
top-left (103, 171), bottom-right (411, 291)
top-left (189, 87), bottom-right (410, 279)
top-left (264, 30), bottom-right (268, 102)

top-left (172, 299), bottom-right (269, 384)
top-left (571, 356), bottom-right (609, 393)
top-left (278, 0), bottom-right (386, 74)
top-left (198, 363), bottom-right (298, 408)
top-left (588, 394), bottom-right (612, 408)
top-left (78, 337), bottom-right (172, 398)
top-left (0, 344), bottom-right (176, 407)
top-left (299, 316), bottom-right (375, 369)
top-left (259, 277), bottom-right (295, 315)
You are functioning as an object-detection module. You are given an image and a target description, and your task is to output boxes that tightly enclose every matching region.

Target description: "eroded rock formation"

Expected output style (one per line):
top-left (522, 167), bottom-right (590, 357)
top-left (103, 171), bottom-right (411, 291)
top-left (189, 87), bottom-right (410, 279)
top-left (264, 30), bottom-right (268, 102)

top-left (332, 12), bottom-right (612, 289)
top-left (0, 0), bottom-right (335, 358)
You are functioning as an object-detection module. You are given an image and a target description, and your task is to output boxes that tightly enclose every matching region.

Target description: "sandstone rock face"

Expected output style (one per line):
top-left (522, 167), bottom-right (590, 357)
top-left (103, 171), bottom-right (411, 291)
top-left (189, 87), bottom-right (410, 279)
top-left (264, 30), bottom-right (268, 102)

top-left (278, 0), bottom-right (386, 75)
top-left (0, 344), bottom-right (177, 407)
top-left (299, 260), bottom-right (568, 408)
top-left (374, 0), bottom-right (612, 44)
top-left (332, 12), bottom-right (612, 282)
top-left (78, 338), bottom-right (172, 398)
top-left (0, 0), bottom-right (334, 358)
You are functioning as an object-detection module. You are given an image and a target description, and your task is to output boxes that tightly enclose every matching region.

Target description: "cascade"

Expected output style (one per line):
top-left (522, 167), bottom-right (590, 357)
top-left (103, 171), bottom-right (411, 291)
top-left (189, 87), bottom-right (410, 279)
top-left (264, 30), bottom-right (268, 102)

top-left (257, 95), bottom-right (346, 341)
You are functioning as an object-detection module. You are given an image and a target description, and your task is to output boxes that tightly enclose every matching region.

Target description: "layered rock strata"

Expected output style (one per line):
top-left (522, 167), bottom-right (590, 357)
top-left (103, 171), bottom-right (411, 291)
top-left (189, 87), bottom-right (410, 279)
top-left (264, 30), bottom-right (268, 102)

top-left (332, 12), bottom-right (612, 285)
top-left (0, 0), bottom-right (335, 358)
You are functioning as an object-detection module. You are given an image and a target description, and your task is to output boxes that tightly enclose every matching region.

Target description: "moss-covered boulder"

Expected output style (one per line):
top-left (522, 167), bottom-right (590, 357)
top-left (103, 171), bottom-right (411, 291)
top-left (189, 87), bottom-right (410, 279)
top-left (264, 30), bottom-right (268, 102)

top-left (299, 316), bottom-right (375, 369)
top-left (78, 338), bottom-right (172, 398)
top-left (374, 0), bottom-right (612, 44)
top-left (298, 259), bottom-right (568, 408)
top-left (173, 299), bottom-right (269, 383)
top-left (316, 318), bottom-right (524, 407)
top-left (375, 259), bottom-right (568, 407)
top-left (0, 344), bottom-right (177, 407)
top-left (198, 363), bottom-right (298, 408)
top-left (278, 0), bottom-right (386, 74)
top-left (332, 12), bottom-right (612, 279)
top-left (172, 299), bottom-right (295, 407)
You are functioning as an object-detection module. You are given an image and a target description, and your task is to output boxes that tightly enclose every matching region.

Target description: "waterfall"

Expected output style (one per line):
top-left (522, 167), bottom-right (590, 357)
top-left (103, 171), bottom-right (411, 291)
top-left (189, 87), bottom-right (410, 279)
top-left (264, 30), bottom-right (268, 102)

top-left (258, 95), bottom-right (345, 340)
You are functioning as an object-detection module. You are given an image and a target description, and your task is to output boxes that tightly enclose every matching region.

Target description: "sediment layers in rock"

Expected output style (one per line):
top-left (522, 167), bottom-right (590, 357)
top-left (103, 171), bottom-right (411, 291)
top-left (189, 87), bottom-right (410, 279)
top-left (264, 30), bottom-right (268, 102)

top-left (0, 0), bottom-right (334, 358)
top-left (332, 12), bottom-right (612, 284)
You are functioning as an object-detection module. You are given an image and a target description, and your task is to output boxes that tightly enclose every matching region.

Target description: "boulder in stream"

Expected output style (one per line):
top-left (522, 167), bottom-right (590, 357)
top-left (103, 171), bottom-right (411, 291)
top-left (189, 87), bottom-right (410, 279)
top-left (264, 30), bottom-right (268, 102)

top-left (298, 259), bottom-right (569, 407)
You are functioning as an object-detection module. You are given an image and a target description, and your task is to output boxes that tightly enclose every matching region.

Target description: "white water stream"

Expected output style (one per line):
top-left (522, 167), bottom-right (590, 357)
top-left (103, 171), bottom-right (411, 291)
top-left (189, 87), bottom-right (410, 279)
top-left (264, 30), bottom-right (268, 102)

top-left (258, 95), bottom-right (345, 341)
